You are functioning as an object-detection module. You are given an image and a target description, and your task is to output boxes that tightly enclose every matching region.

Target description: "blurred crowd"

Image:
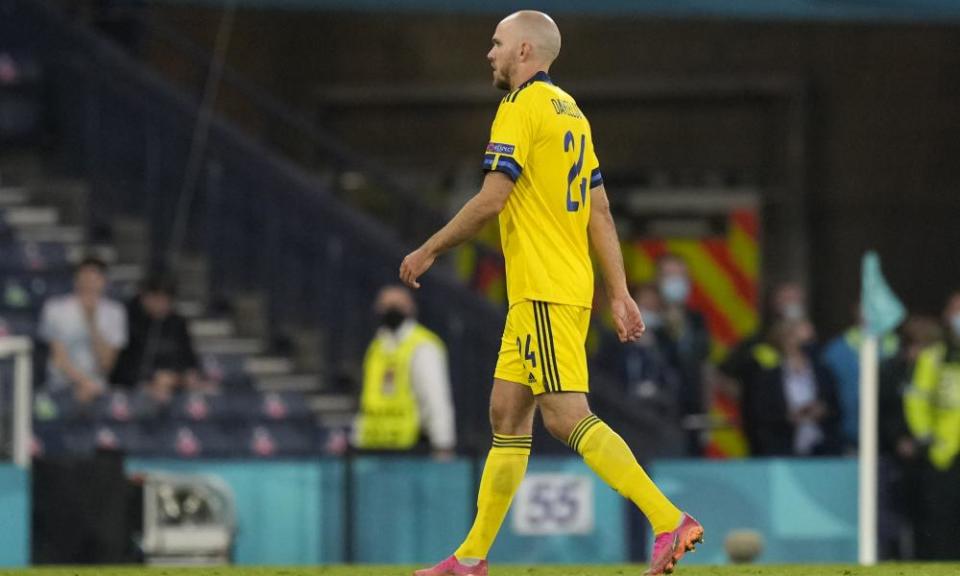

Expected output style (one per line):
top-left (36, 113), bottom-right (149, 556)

top-left (591, 252), bottom-right (960, 561)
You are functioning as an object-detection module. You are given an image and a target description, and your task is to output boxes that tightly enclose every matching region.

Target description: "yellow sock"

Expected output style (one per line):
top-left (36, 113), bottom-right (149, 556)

top-left (569, 415), bottom-right (682, 534)
top-left (455, 433), bottom-right (531, 560)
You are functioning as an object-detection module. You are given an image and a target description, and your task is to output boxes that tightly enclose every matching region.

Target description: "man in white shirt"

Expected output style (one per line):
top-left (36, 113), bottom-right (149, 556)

top-left (39, 257), bottom-right (127, 404)
top-left (353, 285), bottom-right (456, 458)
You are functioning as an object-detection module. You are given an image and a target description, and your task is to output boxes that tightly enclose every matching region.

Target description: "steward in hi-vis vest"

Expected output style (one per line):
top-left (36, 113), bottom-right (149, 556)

top-left (357, 323), bottom-right (445, 449)
top-left (353, 286), bottom-right (456, 455)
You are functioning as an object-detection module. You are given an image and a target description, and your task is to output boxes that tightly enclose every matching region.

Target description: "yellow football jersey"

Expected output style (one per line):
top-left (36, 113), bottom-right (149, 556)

top-left (482, 71), bottom-right (602, 309)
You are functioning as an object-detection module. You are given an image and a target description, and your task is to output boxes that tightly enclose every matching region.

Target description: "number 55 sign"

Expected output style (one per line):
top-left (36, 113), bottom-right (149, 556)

top-left (512, 474), bottom-right (595, 535)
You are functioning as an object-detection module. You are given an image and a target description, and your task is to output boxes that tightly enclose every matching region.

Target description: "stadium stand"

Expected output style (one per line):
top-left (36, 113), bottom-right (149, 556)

top-left (0, 0), bottom-right (473, 458)
top-left (0, 0), bottom-right (666, 463)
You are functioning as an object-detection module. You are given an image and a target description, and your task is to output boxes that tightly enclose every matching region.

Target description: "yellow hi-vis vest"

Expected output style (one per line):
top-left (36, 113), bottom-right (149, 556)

top-left (356, 324), bottom-right (444, 450)
top-left (905, 343), bottom-right (960, 470)
top-left (751, 342), bottom-right (781, 370)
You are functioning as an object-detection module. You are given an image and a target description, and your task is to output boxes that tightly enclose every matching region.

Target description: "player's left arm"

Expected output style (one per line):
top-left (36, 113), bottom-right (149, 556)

top-left (588, 183), bottom-right (644, 343)
top-left (400, 171), bottom-right (513, 289)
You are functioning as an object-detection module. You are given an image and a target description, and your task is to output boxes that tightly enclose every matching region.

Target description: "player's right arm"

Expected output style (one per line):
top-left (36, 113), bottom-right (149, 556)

top-left (402, 92), bottom-right (532, 289)
top-left (588, 183), bottom-right (644, 343)
top-left (399, 172), bottom-right (513, 289)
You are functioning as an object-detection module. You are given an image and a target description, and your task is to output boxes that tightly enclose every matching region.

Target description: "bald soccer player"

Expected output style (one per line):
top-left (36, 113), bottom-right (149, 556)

top-left (401, 11), bottom-right (702, 576)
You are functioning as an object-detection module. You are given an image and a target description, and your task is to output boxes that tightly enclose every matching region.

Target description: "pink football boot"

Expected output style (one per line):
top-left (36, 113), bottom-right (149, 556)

top-left (646, 513), bottom-right (704, 575)
top-left (413, 555), bottom-right (488, 576)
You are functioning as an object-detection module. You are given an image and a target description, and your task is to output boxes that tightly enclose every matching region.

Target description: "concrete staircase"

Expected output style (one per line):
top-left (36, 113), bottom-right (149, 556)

top-left (0, 152), bottom-right (354, 430)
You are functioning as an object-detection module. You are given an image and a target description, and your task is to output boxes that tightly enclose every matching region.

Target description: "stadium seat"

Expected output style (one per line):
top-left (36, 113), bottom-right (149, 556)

top-left (96, 390), bottom-right (167, 423)
top-left (171, 391), bottom-right (230, 422)
top-left (260, 391), bottom-right (311, 420)
top-left (244, 421), bottom-right (318, 457)
top-left (145, 421), bottom-right (235, 458)
top-left (33, 388), bottom-right (101, 423)
top-left (32, 420), bottom-right (126, 457)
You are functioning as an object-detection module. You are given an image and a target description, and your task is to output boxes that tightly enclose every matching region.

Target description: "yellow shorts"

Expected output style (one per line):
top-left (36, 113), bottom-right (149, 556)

top-left (494, 300), bottom-right (591, 395)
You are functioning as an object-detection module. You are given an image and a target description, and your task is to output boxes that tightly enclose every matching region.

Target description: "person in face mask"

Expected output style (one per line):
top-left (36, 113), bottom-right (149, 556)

top-left (773, 282), bottom-right (808, 322)
top-left (626, 283), bottom-right (684, 451)
top-left (876, 315), bottom-right (941, 560)
top-left (352, 285), bottom-right (456, 460)
top-left (718, 281), bottom-right (811, 455)
top-left (655, 254), bottom-right (711, 456)
top-left (904, 291), bottom-right (960, 560)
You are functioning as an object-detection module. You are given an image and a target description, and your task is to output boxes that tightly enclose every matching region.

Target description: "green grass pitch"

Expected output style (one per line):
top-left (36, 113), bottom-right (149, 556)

top-left (2, 565), bottom-right (959, 576)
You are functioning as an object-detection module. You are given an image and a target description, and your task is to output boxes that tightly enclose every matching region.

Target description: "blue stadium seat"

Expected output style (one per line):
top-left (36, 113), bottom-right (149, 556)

top-left (171, 391), bottom-right (230, 422)
top-left (32, 420), bottom-right (110, 457)
top-left (226, 391), bottom-right (311, 421)
top-left (259, 391), bottom-right (311, 420)
top-left (91, 421), bottom-right (139, 453)
top-left (224, 392), bottom-right (262, 420)
top-left (143, 421), bottom-right (235, 458)
top-left (30, 377), bottom-right (320, 459)
top-left (244, 421), bottom-right (319, 457)
top-left (33, 388), bottom-right (100, 423)
top-left (96, 390), bottom-right (165, 423)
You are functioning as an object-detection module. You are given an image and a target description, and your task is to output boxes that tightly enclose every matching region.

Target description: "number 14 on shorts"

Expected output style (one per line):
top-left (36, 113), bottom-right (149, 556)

top-left (516, 334), bottom-right (537, 368)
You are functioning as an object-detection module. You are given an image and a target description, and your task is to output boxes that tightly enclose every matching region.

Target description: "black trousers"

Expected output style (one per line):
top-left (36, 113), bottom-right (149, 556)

top-left (916, 458), bottom-right (960, 560)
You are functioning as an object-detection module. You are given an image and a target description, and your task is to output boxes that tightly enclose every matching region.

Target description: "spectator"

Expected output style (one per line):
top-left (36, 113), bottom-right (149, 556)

top-left (878, 316), bottom-right (942, 559)
top-left (904, 291), bottom-right (960, 560)
top-left (351, 285), bottom-right (456, 459)
top-left (747, 319), bottom-right (842, 457)
top-left (626, 283), bottom-right (683, 409)
top-left (111, 274), bottom-right (203, 404)
top-left (598, 283), bottom-right (684, 453)
top-left (722, 281), bottom-right (809, 379)
top-left (821, 302), bottom-right (899, 451)
top-left (656, 253), bottom-right (711, 455)
top-left (719, 281), bottom-right (809, 455)
top-left (39, 257), bottom-right (126, 404)
top-left (881, 316), bottom-right (942, 460)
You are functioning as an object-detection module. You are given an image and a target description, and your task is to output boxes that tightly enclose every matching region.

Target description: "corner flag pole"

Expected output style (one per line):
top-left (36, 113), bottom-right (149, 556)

top-left (857, 250), bottom-right (904, 566)
top-left (858, 335), bottom-right (879, 566)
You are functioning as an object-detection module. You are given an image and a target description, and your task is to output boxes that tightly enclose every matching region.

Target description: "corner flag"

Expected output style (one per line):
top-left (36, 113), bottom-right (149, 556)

top-left (860, 250), bottom-right (905, 337)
